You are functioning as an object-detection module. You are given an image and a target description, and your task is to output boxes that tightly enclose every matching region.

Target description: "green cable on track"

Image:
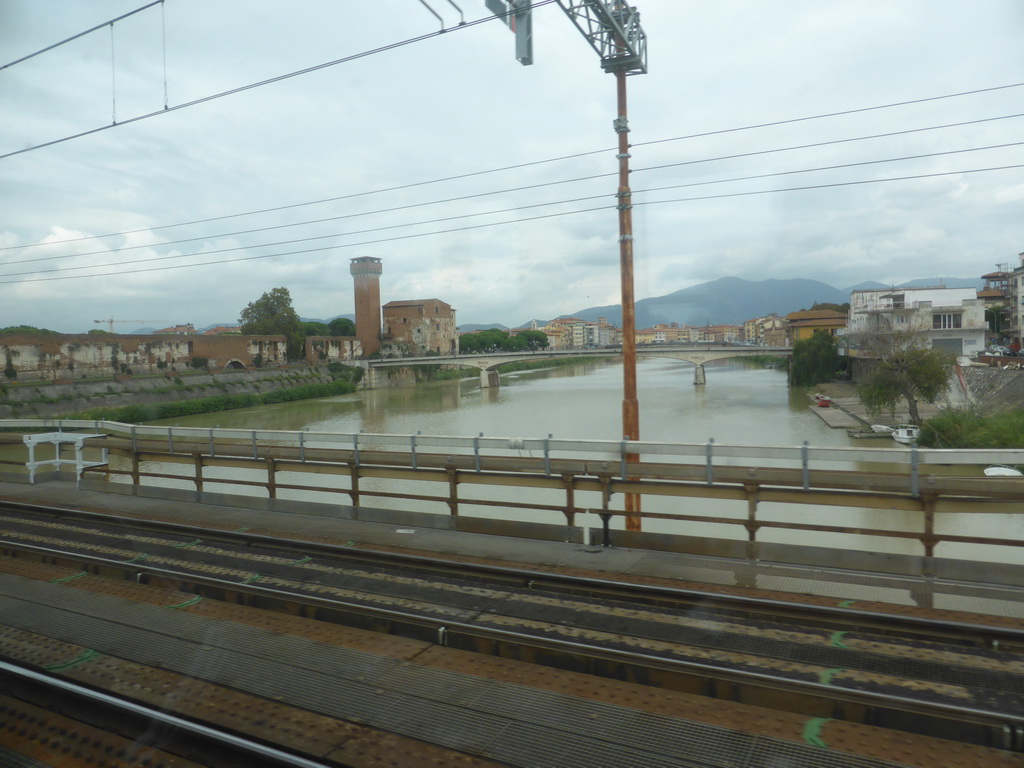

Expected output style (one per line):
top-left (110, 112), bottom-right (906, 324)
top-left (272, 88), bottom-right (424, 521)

top-left (829, 630), bottom-right (851, 649)
top-left (49, 571), bottom-right (88, 584)
top-left (241, 573), bottom-right (262, 584)
top-left (837, 599), bottom-right (857, 608)
top-left (802, 717), bottom-right (832, 748)
top-left (123, 553), bottom-right (150, 563)
top-left (818, 667), bottom-right (845, 685)
top-left (166, 594), bottom-right (203, 609)
top-left (172, 539), bottom-right (203, 549)
top-left (46, 648), bottom-right (98, 671)
top-left (286, 556), bottom-right (311, 565)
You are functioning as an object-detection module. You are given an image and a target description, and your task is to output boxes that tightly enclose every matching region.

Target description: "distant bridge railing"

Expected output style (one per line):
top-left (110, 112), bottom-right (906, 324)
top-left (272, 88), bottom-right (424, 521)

top-left (1, 419), bottom-right (1022, 587)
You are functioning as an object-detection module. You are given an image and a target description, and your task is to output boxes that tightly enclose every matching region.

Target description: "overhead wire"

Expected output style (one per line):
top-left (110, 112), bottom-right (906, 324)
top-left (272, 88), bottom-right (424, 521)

top-left (4, 135), bottom-right (1019, 270)
top-left (0, 1), bottom-right (560, 163)
top-left (3, 160), bottom-right (1021, 285)
top-left (4, 83), bottom-right (1022, 253)
top-left (0, 0), bottom-right (163, 72)
top-left (4, 107), bottom-right (1019, 259)
top-left (634, 163), bottom-right (1024, 209)
top-left (2, 9), bottom-right (1022, 285)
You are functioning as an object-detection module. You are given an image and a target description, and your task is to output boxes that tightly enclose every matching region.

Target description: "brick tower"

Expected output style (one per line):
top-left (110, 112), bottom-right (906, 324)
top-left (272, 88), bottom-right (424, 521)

top-left (349, 256), bottom-right (383, 356)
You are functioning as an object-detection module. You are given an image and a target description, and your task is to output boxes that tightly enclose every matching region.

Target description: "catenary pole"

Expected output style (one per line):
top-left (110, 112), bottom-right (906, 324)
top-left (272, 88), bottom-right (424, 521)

top-left (615, 68), bottom-right (641, 530)
top-left (501, 0), bottom-right (647, 527)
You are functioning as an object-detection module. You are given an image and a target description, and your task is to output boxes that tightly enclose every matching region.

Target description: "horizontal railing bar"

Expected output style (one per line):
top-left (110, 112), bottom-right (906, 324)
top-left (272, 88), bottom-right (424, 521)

top-left (6, 419), bottom-right (1024, 469)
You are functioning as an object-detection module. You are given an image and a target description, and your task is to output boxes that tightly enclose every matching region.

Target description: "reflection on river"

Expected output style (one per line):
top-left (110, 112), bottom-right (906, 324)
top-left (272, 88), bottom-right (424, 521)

top-left (155, 359), bottom-right (843, 445)
top-left (146, 359), bottom-right (1022, 566)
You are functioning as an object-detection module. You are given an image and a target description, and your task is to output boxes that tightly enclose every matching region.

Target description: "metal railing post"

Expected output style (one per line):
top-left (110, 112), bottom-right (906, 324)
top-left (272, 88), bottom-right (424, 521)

top-left (705, 438), bottom-right (715, 485)
top-left (910, 444), bottom-right (920, 498)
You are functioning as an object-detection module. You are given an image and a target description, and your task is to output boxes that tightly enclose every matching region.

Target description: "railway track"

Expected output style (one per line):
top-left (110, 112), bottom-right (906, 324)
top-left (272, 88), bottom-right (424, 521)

top-left (0, 497), bottom-right (1023, 767)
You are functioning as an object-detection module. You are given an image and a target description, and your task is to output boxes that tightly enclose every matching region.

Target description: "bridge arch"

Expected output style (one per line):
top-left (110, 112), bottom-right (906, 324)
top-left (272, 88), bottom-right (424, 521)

top-left (637, 346), bottom-right (792, 385)
top-left (363, 346), bottom-right (791, 389)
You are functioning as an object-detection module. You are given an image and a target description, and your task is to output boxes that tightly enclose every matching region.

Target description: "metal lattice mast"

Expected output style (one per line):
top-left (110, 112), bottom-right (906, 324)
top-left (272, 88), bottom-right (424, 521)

top-left (557, 0), bottom-right (647, 530)
top-left (488, 0), bottom-right (648, 528)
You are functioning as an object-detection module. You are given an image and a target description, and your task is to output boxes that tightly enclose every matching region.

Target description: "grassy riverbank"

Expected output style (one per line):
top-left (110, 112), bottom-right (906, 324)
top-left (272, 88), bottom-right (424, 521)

top-left (69, 379), bottom-right (358, 424)
top-left (919, 408), bottom-right (1024, 449)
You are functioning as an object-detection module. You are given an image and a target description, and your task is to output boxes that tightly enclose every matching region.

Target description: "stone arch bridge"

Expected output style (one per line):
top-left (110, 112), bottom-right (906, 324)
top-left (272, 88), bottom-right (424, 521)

top-left (364, 345), bottom-right (792, 389)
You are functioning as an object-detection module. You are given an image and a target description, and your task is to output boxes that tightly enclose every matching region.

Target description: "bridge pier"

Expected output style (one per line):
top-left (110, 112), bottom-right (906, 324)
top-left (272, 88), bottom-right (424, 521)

top-left (693, 364), bottom-right (706, 386)
top-left (480, 370), bottom-right (500, 389)
top-left (364, 367), bottom-right (384, 390)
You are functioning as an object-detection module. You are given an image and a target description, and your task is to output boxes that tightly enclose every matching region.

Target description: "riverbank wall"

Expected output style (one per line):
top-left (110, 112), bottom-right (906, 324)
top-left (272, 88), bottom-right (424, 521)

top-left (0, 366), bottom-right (341, 420)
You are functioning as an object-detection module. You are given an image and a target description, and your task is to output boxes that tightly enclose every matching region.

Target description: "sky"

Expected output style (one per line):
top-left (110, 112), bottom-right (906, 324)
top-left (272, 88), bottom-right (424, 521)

top-left (1, 0), bottom-right (1023, 333)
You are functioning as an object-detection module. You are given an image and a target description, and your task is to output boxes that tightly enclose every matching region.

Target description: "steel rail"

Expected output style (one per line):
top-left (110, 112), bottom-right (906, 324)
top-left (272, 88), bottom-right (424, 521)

top-left (0, 659), bottom-right (339, 768)
top-left (2, 536), bottom-right (1022, 751)
top-left (2, 497), bottom-right (1022, 650)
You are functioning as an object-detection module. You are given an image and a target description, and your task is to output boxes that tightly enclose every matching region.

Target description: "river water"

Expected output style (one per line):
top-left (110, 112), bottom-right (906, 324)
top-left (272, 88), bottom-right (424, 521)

top-left (146, 359), bottom-right (1022, 567)
top-left (156, 359), bottom-right (841, 445)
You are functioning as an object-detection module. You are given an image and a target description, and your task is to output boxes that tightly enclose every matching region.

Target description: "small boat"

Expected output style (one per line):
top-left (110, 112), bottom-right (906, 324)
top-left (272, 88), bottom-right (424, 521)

top-left (984, 465), bottom-right (1024, 477)
top-left (811, 393), bottom-right (832, 407)
top-left (891, 424), bottom-right (919, 445)
top-left (871, 424), bottom-right (894, 434)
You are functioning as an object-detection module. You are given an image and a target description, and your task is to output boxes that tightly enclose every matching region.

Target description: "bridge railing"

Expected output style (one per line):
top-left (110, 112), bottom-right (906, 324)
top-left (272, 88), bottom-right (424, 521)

top-left (2, 418), bottom-right (1023, 586)
top-left (2, 417), bottom-right (1023, 487)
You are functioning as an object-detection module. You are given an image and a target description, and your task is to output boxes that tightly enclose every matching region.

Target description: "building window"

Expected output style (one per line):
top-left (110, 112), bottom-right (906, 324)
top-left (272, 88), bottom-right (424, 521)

top-left (932, 313), bottom-right (962, 330)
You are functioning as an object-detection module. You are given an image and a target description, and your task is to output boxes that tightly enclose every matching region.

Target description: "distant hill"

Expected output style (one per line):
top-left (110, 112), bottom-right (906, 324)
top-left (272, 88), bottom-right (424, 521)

top-left (566, 277), bottom-right (850, 328)
top-left (843, 281), bottom-right (888, 293)
top-left (897, 277), bottom-right (982, 289)
top-left (844, 277), bottom-right (983, 293)
top-left (459, 323), bottom-right (508, 333)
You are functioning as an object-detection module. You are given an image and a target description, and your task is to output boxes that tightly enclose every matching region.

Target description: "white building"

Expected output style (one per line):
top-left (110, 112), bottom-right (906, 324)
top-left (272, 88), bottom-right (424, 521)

top-left (1009, 251), bottom-right (1024, 348)
top-left (848, 287), bottom-right (986, 356)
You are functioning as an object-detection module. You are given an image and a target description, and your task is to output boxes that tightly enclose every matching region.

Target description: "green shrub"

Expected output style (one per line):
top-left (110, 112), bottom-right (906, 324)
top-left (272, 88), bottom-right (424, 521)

top-left (920, 408), bottom-right (1024, 449)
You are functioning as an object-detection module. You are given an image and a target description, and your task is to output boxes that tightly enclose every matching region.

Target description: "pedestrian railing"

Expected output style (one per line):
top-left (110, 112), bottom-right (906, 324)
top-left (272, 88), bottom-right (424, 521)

top-left (2, 419), bottom-right (1023, 581)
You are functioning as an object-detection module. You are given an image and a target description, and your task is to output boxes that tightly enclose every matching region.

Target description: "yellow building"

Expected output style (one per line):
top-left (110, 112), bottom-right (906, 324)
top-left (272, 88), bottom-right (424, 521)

top-left (785, 310), bottom-right (847, 342)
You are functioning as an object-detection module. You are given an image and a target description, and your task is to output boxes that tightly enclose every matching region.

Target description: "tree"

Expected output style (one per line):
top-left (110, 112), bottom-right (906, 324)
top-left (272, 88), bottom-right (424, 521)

top-left (808, 301), bottom-right (851, 314)
top-left (517, 330), bottom-right (549, 350)
top-left (855, 322), bottom-right (953, 425)
top-left (985, 304), bottom-right (1008, 335)
top-left (301, 321), bottom-right (331, 337)
top-left (790, 330), bottom-right (842, 387)
top-left (328, 317), bottom-right (355, 337)
top-left (239, 287), bottom-right (303, 360)
top-left (0, 325), bottom-right (60, 335)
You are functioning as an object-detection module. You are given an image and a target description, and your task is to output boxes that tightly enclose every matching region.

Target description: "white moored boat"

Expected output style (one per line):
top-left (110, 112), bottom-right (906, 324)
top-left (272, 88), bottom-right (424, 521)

top-left (870, 424), bottom-right (893, 434)
top-left (984, 465), bottom-right (1024, 477)
top-left (891, 424), bottom-right (920, 445)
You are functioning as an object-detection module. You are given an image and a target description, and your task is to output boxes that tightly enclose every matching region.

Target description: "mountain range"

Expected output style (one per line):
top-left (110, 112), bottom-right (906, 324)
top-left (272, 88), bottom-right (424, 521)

top-left (126, 277), bottom-right (983, 335)
top-left (501, 276), bottom-right (982, 330)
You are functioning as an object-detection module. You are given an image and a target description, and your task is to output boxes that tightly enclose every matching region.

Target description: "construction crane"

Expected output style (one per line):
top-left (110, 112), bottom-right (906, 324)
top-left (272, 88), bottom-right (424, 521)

top-left (93, 317), bottom-right (166, 333)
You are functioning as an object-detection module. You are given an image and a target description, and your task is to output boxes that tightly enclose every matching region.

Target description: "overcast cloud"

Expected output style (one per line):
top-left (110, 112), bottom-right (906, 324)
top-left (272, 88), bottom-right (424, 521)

top-left (2, 0), bottom-right (1023, 333)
